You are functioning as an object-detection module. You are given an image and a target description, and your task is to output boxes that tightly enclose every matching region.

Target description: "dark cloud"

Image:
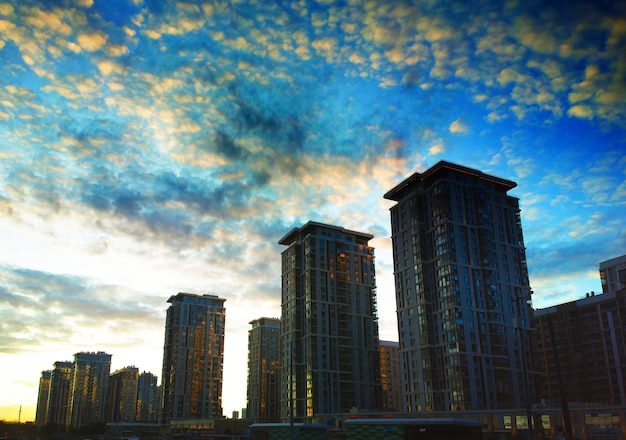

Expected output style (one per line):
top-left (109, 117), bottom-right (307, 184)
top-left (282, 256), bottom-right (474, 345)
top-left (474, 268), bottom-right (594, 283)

top-left (224, 82), bottom-right (309, 155)
top-left (77, 168), bottom-right (281, 243)
top-left (213, 130), bottom-right (248, 161)
top-left (61, 117), bottom-right (125, 146)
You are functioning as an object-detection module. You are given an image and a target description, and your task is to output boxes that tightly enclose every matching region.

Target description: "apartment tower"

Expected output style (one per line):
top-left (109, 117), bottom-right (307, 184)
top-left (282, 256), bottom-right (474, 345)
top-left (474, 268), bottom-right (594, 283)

top-left (46, 361), bottom-right (73, 429)
top-left (379, 341), bottom-right (403, 411)
top-left (384, 161), bottom-right (534, 412)
top-left (106, 366), bottom-right (139, 423)
top-left (160, 293), bottom-right (226, 423)
top-left (35, 370), bottom-right (51, 426)
top-left (279, 221), bottom-right (381, 423)
top-left (247, 317), bottom-right (281, 423)
top-left (69, 351), bottom-right (112, 428)
top-left (136, 371), bottom-right (159, 422)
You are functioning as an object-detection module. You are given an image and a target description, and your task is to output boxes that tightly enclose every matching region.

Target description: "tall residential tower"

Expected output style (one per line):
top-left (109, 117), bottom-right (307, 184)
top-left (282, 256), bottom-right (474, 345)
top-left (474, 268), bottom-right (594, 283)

top-left (69, 351), bottom-right (112, 428)
top-left (160, 293), bottom-right (226, 423)
top-left (279, 221), bottom-right (381, 423)
top-left (136, 371), bottom-right (159, 422)
top-left (106, 366), bottom-right (139, 423)
top-left (247, 317), bottom-right (281, 423)
top-left (384, 161), bottom-right (534, 412)
top-left (46, 361), bottom-right (73, 429)
top-left (35, 370), bottom-right (51, 426)
top-left (379, 341), bottom-right (403, 411)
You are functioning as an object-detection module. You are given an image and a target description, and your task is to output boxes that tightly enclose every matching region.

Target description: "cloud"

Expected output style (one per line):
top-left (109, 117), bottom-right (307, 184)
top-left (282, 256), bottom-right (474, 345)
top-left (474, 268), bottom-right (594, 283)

top-left (567, 104), bottom-right (594, 119)
top-left (22, 7), bottom-right (73, 36)
top-left (429, 143), bottom-right (444, 155)
top-left (97, 59), bottom-right (123, 75)
top-left (449, 118), bottom-right (468, 133)
top-left (77, 31), bottom-right (108, 51)
top-left (0, 266), bottom-right (164, 353)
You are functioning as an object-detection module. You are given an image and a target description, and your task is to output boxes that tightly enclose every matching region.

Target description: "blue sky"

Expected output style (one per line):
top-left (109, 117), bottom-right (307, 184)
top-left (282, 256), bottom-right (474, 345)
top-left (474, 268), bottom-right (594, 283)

top-left (1, 0), bottom-right (625, 420)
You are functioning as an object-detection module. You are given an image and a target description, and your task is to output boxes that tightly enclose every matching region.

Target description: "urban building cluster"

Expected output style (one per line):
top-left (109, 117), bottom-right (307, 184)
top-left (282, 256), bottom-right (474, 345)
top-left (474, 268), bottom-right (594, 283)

top-left (34, 352), bottom-right (159, 431)
top-left (33, 161), bottom-right (626, 439)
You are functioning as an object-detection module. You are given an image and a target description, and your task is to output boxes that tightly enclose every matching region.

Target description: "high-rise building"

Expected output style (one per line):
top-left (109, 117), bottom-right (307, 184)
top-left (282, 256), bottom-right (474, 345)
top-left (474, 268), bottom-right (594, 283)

top-left (247, 317), bottom-right (281, 423)
top-left (106, 366), bottom-right (139, 423)
top-left (46, 361), bottom-right (73, 429)
top-left (279, 221), bottom-right (381, 423)
top-left (384, 161), bottom-right (534, 412)
top-left (137, 371), bottom-right (159, 422)
top-left (35, 370), bottom-right (51, 426)
top-left (160, 292), bottom-right (226, 423)
top-left (600, 254), bottom-right (626, 293)
top-left (69, 351), bottom-right (112, 428)
top-left (379, 341), bottom-right (403, 411)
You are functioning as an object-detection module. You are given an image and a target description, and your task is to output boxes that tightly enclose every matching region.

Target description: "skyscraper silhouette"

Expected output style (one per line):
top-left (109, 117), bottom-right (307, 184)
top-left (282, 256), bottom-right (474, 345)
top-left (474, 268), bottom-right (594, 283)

top-left (35, 370), bottom-right (51, 426)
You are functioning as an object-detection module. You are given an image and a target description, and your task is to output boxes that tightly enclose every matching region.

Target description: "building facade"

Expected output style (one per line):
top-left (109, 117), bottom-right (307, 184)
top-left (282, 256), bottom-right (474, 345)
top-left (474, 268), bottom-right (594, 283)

top-left (533, 290), bottom-right (626, 406)
top-left (69, 351), bottom-right (112, 429)
top-left (600, 254), bottom-right (626, 293)
top-left (106, 366), bottom-right (139, 423)
top-left (247, 317), bottom-right (281, 423)
top-left (35, 370), bottom-right (51, 426)
top-left (137, 371), bottom-right (159, 422)
top-left (160, 293), bottom-right (226, 423)
top-left (384, 161), bottom-right (534, 412)
top-left (46, 361), bottom-right (73, 429)
top-left (279, 221), bottom-right (381, 423)
top-left (379, 340), bottom-right (403, 411)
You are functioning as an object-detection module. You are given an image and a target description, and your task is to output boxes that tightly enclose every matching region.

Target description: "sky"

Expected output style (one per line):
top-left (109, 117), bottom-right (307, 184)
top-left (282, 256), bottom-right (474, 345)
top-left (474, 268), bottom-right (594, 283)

top-left (1, 0), bottom-right (625, 422)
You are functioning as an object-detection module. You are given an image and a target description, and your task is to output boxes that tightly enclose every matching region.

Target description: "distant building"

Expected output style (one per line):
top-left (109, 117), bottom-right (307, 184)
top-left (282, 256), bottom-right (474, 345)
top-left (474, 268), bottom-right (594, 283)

top-left (533, 282), bottom-right (626, 405)
top-left (379, 341), bottom-right (403, 411)
top-left (35, 370), bottom-right (51, 426)
top-left (279, 221), bottom-right (381, 423)
top-left (69, 351), bottom-right (112, 428)
top-left (247, 317), bottom-right (281, 423)
top-left (46, 361), bottom-right (73, 429)
top-left (136, 371), bottom-right (159, 422)
top-left (384, 161), bottom-right (535, 411)
top-left (600, 254), bottom-right (626, 293)
top-left (106, 366), bottom-right (139, 423)
top-left (160, 292), bottom-right (226, 423)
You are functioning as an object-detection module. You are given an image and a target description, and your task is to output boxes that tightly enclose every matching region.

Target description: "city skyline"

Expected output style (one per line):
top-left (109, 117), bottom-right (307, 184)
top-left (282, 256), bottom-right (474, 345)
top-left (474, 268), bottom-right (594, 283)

top-left (1, 0), bottom-right (625, 422)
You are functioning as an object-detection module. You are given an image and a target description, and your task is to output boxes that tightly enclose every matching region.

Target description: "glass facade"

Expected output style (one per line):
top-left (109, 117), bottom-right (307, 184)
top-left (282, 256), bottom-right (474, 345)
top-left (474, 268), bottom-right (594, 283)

top-left (161, 293), bottom-right (226, 423)
top-left (46, 361), bottom-right (73, 429)
top-left (106, 366), bottom-right (139, 423)
top-left (35, 370), bottom-right (51, 426)
top-left (384, 161), bottom-right (534, 412)
top-left (379, 340), bottom-right (403, 411)
top-left (247, 317), bottom-right (281, 422)
top-left (69, 351), bottom-right (112, 428)
top-left (136, 371), bottom-right (159, 422)
top-left (279, 222), bottom-right (381, 423)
